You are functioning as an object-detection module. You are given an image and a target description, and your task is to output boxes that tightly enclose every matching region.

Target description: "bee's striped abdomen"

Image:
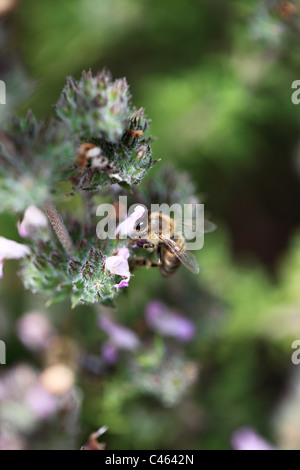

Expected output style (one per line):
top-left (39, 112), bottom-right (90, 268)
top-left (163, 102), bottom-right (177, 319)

top-left (160, 245), bottom-right (180, 277)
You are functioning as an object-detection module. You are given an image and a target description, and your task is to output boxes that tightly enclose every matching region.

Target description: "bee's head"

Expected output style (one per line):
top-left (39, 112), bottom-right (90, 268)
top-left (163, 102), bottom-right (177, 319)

top-left (136, 238), bottom-right (147, 248)
top-left (148, 212), bottom-right (172, 240)
top-left (134, 213), bottom-right (161, 244)
top-left (136, 238), bottom-right (156, 251)
top-left (135, 219), bottom-right (149, 238)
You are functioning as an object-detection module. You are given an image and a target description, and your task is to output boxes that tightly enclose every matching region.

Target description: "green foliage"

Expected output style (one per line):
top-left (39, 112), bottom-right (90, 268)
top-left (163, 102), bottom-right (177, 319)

top-left (2, 0), bottom-right (300, 451)
top-left (70, 107), bottom-right (157, 192)
top-left (0, 111), bottom-right (77, 212)
top-left (21, 222), bottom-right (123, 307)
top-left (131, 348), bottom-right (198, 407)
top-left (139, 164), bottom-right (199, 207)
top-left (56, 70), bottom-right (129, 143)
top-left (0, 70), bottom-right (157, 214)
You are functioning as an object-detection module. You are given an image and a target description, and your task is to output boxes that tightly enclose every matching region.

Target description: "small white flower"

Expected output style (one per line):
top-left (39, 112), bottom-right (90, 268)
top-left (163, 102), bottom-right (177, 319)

top-left (105, 246), bottom-right (131, 288)
top-left (18, 205), bottom-right (48, 238)
top-left (116, 205), bottom-right (147, 239)
top-left (0, 236), bottom-right (30, 278)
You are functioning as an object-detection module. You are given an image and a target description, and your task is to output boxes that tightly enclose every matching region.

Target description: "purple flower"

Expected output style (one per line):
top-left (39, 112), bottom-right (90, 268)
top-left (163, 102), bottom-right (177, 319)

top-left (145, 301), bottom-right (195, 342)
top-left (98, 315), bottom-right (140, 352)
top-left (18, 205), bottom-right (48, 238)
top-left (105, 246), bottom-right (131, 288)
top-left (0, 236), bottom-right (30, 278)
top-left (16, 311), bottom-right (55, 351)
top-left (25, 384), bottom-right (58, 419)
top-left (102, 341), bottom-right (118, 364)
top-left (116, 279), bottom-right (130, 288)
top-left (0, 364), bottom-right (59, 426)
top-left (231, 427), bottom-right (275, 451)
top-left (0, 363), bottom-right (79, 449)
top-left (0, 432), bottom-right (25, 451)
top-left (116, 205), bottom-right (147, 239)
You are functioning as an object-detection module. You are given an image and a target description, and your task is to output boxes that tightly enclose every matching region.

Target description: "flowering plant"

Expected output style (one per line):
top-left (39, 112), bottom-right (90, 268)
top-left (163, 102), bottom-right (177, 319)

top-left (0, 68), bottom-right (208, 449)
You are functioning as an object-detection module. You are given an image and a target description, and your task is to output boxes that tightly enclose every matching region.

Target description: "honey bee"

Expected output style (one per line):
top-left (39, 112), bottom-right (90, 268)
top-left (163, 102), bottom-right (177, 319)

top-left (134, 212), bottom-right (215, 277)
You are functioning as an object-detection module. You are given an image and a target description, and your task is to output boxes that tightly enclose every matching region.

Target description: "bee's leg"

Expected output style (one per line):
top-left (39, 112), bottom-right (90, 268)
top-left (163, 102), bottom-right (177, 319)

top-left (135, 240), bottom-right (155, 250)
top-left (142, 243), bottom-right (155, 249)
top-left (130, 257), bottom-right (159, 269)
top-left (157, 245), bottom-right (162, 266)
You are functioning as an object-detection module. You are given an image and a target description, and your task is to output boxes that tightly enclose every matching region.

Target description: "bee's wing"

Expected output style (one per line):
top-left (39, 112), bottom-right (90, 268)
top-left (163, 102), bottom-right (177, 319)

top-left (204, 220), bottom-right (217, 233)
top-left (174, 218), bottom-right (216, 236)
top-left (158, 234), bottom-right (200, 274)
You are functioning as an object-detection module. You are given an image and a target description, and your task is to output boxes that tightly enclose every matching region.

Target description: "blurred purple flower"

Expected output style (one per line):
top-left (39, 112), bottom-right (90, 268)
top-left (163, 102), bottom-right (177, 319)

top-left (0, 364), bottom-right (59, 430)
top-left (116, 205), bottom-right (147, 238)
top-left (145, 301), bottom-right (195, 342)
top-left (0, 364), bottom-right (80, 449)
top-left (231, 427), bottom-right (275, 450)
top-left (18, 205), bottom-right (48, 238)
top-left (25, 383), bottom-right (58, 419)
top-left (102, 341), bottom-right (118, 364)
top-left (0, 431), bottom-right (25, 451)
top-left (105, 246), bottom-right (131, 288)
top-left (16, 311), bottom-right (55, 351)
top-left (98, 315), bottom-right (140, 352)
top-left (117, 279), bottom-right (130, 288)
top-left (0, 236), bottom-right (30, 278)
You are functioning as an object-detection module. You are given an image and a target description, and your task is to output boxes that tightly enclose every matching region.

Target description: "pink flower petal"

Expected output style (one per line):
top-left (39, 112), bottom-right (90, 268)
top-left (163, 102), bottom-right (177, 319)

top-left (0, 237), bottom-right (30, 277)
top-left (98, 315), bottom-right (139, 351)
top-left (115, 279), bottom-right (129, 288)
top-left (105, 246), bottom-right (131, 288)
top-left (18, 205), bottom-right (48, 238)
top-left (117, 246), bottom-right (130, 259)
top-left (231, 427), bottom-right (275, 451)
top-left (146, 301), bottom-right (195, 342)
top-left (25, 384), bottom-right (58, 419)
top-left (16, 312), bottom-right (54, 351)
top-left (0, 237), bottom-right (31, 260)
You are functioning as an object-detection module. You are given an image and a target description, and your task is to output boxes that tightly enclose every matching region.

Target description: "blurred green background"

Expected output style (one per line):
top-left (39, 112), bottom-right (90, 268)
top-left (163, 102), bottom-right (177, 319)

top-left (2, 0), bottom-right (300, 450)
